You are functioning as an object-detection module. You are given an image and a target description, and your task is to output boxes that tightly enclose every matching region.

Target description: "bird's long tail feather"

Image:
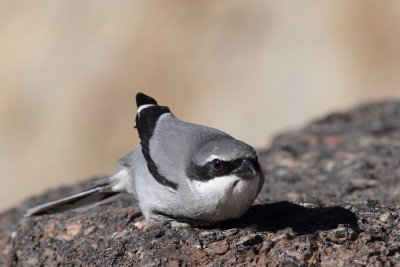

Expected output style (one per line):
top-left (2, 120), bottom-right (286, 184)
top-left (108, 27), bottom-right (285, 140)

top-left (25, 184), bottom-right (120, 217)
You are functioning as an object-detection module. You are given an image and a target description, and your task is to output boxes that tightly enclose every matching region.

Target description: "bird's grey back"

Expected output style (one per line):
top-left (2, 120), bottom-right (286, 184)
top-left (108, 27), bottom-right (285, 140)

top-left (149, 113), bottom-right (230, 185)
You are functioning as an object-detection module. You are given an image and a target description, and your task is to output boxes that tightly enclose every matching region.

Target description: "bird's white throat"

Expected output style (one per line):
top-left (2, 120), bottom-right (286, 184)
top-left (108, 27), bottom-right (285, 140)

top-left (187, 174), bottom-right (259, 220)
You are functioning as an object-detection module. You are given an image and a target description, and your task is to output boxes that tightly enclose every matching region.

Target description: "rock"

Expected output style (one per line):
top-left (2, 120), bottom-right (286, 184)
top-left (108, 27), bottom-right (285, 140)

top-left (2, 101), bottom-right (400, 266)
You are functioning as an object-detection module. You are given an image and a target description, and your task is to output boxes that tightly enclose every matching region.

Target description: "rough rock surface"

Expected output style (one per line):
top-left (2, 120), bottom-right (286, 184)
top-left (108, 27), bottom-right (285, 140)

top-left (1, 101), bottom-right (400, 266)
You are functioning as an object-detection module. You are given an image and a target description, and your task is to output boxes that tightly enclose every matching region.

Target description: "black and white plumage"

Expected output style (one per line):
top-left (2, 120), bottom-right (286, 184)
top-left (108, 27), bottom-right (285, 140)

top-left (26, 93), bottom-right (265, 224)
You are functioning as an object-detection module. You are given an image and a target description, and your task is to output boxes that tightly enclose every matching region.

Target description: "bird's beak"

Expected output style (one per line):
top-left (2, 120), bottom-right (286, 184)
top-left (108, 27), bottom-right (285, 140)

top-left (233, 159), bottom-right (257, 180)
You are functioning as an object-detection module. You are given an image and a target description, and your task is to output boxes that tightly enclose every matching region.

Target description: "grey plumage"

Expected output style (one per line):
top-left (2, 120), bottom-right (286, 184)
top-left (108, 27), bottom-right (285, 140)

top-left (26, 93), bottom-right (265, 224)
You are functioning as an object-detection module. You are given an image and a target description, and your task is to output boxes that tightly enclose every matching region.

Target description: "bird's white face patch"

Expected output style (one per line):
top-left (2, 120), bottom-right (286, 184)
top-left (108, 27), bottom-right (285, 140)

top-left (187, 174), bottom-right (260, 221)
top-left (204, 154), bottom-right (236, 162)
top-left (204, 154), bottom-right (219, 162)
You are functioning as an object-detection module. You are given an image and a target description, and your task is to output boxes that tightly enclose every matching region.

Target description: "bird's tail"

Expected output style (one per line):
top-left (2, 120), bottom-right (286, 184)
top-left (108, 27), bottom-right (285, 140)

top-left (25, 170), bottom-right (130, 217)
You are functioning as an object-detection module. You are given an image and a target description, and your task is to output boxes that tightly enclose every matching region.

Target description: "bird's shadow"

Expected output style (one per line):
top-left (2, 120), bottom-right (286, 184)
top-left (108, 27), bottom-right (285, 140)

top-left (205, 201), bottom-right (358, 235)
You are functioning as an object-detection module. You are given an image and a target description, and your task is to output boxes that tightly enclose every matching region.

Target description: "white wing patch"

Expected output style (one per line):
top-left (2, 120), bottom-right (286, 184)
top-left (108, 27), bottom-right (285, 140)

top-left (137, 104), bottom-right (155, 114)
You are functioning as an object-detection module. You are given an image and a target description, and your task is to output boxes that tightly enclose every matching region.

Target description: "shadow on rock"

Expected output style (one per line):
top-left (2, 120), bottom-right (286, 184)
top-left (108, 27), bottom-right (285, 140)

top-left (215, 201), bottom-right (358, 234)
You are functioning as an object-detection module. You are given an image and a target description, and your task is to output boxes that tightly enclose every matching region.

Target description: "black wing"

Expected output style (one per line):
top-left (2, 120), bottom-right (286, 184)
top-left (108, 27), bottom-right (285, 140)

top-left (135, 93), bottom-right (178, 190)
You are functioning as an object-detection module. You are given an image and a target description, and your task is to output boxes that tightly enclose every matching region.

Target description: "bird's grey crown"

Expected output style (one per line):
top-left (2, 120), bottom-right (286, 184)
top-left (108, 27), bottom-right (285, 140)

top-left (191, 137), bottom-right (256, 165)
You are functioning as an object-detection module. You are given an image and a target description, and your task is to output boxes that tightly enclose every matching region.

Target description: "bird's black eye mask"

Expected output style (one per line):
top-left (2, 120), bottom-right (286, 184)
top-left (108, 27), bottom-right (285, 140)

top-left (186, 157), bottom-right (257, 181)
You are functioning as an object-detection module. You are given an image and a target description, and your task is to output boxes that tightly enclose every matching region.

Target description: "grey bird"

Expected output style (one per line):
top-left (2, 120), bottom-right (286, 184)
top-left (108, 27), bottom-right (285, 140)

top-left (26, 93), bottom-right (265, 224)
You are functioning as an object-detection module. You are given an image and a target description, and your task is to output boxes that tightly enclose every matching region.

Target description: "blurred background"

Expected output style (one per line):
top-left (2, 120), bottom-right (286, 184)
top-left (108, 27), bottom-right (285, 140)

top-left (1, 1), bottom-right (400, 211)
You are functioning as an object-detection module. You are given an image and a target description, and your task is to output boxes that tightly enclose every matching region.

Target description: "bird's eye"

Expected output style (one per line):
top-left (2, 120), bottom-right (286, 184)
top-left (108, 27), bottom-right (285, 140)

top-left (211, 159), bottom-right (223, 170)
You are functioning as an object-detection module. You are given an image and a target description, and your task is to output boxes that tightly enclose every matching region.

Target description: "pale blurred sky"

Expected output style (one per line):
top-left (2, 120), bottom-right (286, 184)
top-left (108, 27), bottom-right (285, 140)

top-left (1, 1), bottom-right (400, 211)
